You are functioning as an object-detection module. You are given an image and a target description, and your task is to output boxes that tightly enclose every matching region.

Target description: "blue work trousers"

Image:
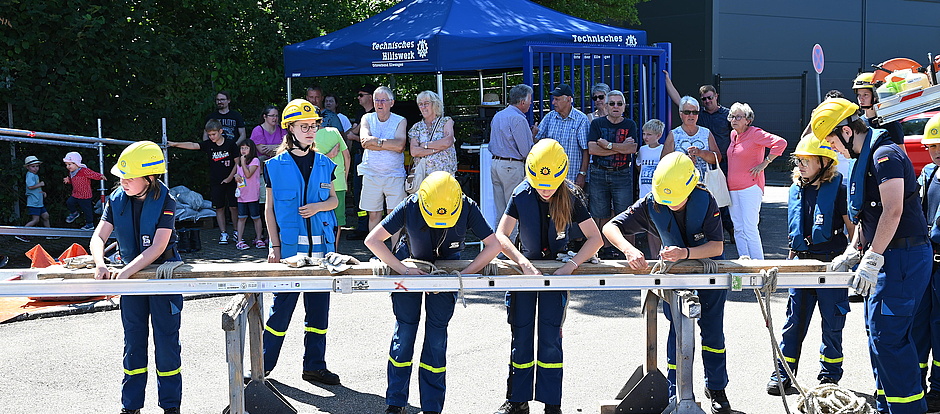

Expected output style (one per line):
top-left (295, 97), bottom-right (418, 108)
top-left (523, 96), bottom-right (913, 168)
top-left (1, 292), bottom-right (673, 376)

top-left (120, 294), bottom-right (183, 411)
top-left (262, 291), bottom-right (330, 372)
top-left (505, 291), bottom-right (567, 406)
top-left (867, 243), bottom-right (930, 414)
top-left (663, 289), bottom-right (728, 397)
top-left (386, 291), bottom-right (457, 412)
top-left (913, 263), bottom-right (940, 393)
top-left (777, 287), bottom-right (850, 381)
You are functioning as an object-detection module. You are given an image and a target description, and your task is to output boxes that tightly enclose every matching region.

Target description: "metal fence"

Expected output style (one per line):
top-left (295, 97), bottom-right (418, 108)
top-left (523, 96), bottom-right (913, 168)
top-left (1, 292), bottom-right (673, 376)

top-left (715, 72), bottom-right (808, 153)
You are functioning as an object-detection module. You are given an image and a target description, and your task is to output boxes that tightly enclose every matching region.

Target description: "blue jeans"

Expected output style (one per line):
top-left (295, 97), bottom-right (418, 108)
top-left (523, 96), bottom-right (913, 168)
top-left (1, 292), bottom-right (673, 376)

top-left (588, 165), bottom-right (633, 219)
top-left (66, 196), bottom-right (95, 224)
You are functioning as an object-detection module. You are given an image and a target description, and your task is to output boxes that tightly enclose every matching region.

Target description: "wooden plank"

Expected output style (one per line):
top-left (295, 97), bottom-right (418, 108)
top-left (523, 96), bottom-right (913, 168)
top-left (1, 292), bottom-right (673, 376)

top-left (643, 292), bottom-right (658, 373)
top-left (247, 293), bottom-right (265, 382)
top-left (32, 259), bottom-right (828, 280)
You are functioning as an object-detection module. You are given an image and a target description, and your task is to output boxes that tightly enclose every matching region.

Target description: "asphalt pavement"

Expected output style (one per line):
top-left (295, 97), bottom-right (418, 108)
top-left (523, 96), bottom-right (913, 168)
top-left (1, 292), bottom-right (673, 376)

top-left (0, 178), bottom-right (884, 413)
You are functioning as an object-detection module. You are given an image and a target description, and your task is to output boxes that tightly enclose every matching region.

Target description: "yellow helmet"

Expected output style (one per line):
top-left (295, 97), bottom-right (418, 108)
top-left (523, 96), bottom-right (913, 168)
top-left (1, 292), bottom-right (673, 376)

top-left (793, 134), bottom-right (839, 165)
top-left (923, 112), bottom-right (940, 145)
top-left (281, 99), bottom-right (321, 129)
top-left (852, 72), bottom-right (875, 90)
top-left (111, 141), bottom-right (167, 179)
top-left (810, 98), bottom-right (860, 140)
top-left (652, 152), bottom-right (699, 206)
top-left (418, 171), bottom-right (463, 228)
top-left (526, 139), bottom-right (568, 190)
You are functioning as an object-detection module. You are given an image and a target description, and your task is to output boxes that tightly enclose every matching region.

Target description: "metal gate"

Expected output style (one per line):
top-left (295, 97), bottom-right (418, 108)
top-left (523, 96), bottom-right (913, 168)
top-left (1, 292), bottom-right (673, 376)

top-left (523, 43), bottom-right (672, 129)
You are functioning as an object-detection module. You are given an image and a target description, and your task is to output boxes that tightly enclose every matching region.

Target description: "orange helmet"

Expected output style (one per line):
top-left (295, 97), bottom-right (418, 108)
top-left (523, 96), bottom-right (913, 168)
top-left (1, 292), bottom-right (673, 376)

top-left (871, 57), bottom-right (922, 83)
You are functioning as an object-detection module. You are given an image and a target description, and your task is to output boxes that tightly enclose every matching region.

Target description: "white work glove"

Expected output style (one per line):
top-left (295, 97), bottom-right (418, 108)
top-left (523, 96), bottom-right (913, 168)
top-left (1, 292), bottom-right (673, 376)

top-left (281, 254), bottom-right (314, 268)
top-left (851, 251), bottom-right (883, 296)
top-left (323, 252), bottom-right (360, 274)
top-left (828, 246), bottom-right (861, 272)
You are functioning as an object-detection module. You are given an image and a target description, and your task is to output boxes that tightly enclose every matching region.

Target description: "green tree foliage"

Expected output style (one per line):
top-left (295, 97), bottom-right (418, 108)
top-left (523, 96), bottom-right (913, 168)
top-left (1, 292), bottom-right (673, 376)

top-left (0, 0), bottom-right (642, 224)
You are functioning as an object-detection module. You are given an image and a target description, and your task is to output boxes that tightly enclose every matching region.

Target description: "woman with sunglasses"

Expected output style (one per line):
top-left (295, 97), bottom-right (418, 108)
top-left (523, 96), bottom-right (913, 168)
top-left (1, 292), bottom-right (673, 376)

top-left (662, 96), bottom-right (721, 177)
top-left (586, 83), bottom-right (610, 122)
top-left (725, 102), bottom-right (785, 260)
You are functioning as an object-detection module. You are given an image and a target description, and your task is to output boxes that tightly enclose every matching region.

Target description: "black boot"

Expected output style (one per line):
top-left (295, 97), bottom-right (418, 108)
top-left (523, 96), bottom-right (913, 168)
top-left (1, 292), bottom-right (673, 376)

top-left (766, 370), bottom-right (794, 395)
top-left (494, 400), bottom-right (529, 414)
top-left (120, 410), bottom-right (141, 414)
top-left (704, 388), bottom-right (731, 414)
top-left (176, 229), bottom-right (191, 253)
top-left (189, 228), bottom-right (202, 252)
top-left (926, 389), bottom-right (940, 412)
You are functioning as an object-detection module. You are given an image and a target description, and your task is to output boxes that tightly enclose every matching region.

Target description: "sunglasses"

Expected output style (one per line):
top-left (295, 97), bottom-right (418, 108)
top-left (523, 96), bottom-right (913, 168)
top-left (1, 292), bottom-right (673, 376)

top-left (680, 110), bottom-right (700, 115)
top-left (701, 95), bottom-right (716, 101)
top-left (593, 95), bottom-right (606, 101)
top-left (608, 101), bottom-right (624, 107)
top-left (358, 93), bottom-right (370, 98)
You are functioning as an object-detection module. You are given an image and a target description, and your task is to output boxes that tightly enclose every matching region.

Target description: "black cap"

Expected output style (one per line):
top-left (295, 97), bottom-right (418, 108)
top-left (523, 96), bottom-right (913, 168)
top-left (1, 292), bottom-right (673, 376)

top-left (358, 84), bottom-right (378, 95)
top-left (550, 84), bottom-right (573, 97)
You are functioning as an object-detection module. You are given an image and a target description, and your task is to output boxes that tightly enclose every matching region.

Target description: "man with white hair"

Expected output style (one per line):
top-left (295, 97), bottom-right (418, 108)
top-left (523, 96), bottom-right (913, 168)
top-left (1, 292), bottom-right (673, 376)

top-left (359, 86), bottom-right (408, 237)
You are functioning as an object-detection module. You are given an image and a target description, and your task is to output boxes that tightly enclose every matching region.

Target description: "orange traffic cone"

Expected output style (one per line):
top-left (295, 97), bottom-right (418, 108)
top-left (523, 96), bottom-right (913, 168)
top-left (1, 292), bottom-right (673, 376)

top-left (25, 245), bottom-right (57, 269)
top-left (57, 243), bottom-right (88, 263)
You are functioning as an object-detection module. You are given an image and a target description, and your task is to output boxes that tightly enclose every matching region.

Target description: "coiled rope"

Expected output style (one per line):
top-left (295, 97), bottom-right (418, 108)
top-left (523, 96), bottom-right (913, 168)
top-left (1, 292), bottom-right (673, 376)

top-left (370, 258), bottom-right (500, 308)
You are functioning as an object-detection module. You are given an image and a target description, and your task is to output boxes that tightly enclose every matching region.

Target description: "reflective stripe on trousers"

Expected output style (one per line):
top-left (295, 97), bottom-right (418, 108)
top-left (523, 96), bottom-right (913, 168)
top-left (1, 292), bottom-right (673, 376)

top-left (663, 289), bottom-right (728, 397)
top-left (121, 294), bottom-right (183, 411)
top-left (505, 291), bottom-right (567, 406)
top-left (777, 287), bottom-right (849, 382)
top-left (913, 264), bottom-right (940, 392)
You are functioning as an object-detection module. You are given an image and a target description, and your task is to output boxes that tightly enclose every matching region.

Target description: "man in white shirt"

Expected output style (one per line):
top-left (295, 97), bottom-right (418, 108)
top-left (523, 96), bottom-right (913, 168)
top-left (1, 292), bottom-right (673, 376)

top-left (359, 86), bottom-right (408, 237)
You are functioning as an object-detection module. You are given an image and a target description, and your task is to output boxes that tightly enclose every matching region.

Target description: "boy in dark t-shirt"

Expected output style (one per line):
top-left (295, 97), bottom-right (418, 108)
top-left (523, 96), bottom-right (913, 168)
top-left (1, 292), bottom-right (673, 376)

top-left (168, 119), bottom-right (240, 244)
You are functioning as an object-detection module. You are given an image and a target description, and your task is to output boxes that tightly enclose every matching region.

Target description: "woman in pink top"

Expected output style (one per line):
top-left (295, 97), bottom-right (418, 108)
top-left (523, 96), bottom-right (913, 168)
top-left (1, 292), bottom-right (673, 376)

top-left (726, 102), bottom-right (786, 260)
top-left (250, 105), bottom-right (287, 160)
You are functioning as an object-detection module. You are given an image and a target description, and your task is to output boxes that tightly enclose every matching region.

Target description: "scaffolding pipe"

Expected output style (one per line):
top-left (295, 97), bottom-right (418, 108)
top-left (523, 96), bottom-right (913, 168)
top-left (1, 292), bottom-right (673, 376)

top-left (0, 127), bottom-right (136, 146)
top-left (97, 119), bottom-right (107, 203)
top-left (0, 135), bottom-right (98, 149)
top-left (162, 118), bottom-right (169, 185)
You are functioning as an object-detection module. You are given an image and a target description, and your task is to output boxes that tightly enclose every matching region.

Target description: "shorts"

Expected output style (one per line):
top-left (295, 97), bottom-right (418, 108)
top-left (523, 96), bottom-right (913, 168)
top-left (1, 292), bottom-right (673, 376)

top-left (210, 181), bottom-right (238, 209)
top-left (360, 174), bottom-right (406, 212)
top-left (27, 206), bottom-right (48, 216)
top-left (335, 190), bottom-right (346, 226)
top-left (237, 201), bottom-right (262, 219)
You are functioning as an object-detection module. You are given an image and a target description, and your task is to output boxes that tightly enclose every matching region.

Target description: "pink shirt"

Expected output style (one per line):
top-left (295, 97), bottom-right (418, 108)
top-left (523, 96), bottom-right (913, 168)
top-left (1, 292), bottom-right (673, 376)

top-left (250, 125), bottom-right (287, 146)
top-left (236, 158), bottom-right (261, 203)
top-left (727, 126), bottom-right (786, 191)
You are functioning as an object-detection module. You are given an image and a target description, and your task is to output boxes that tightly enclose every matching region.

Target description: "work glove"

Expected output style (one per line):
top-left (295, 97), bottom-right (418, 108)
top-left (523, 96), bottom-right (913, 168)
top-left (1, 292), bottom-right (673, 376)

top-left (555, 251), bottom-right (599, 264)
top-left (851, 251), bottom-right (883, 297)
top-left (281, 254), bottom-right (315, 268)
top-left (828, 246), bottom-right (861, 272)
top-left (64, 255), bottom-right (97, 269)
top-left (323, 252), bottom-right (360, 274)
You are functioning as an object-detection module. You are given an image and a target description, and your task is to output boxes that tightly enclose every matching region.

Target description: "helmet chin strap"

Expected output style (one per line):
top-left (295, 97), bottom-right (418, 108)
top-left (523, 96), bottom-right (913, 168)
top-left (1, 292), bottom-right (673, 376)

top-left (290, 134), bottom-right (311, 152)
top-left (128, 176), bottom-right (153, 198)
top-left (804, 157), bottom-right (834, 186)
top-left (836, 127), bottom-right (859, 159)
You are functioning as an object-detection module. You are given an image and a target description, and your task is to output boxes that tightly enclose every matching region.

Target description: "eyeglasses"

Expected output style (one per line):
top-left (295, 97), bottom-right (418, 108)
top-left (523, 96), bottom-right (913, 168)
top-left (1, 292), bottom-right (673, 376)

top-left (680, 110), bottom-right (700, 115)
top-left (374, 98), bottom-right (391, 104)
top-left (293, 122), bottom-right (320, 133)
top-left (608, 101), bottom-right (624, 107)
top-left (417, 101), bottom-right (432, 107)
top-left (728, 115), bottom-right (746, 121)
top-left (701, 95), bottom-right (716, 101)
top-left (358, 93), bottom-right (371, 98)
top-left (794, 157), bottom-right (812, 167)
top-left (264, 113), bottom-right (278, 118)
top-left (593, 95), bottom-right (606, 101)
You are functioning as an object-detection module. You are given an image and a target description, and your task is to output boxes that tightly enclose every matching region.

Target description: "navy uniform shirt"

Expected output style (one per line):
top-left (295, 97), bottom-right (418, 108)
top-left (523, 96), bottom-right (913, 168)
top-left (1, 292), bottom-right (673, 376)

top-left (505, 186), bottom-right (591, 258)
top-left (610, 194), bottom-right (724, 244)
top-left (859, 143), bottom-right (927, 244)
top-left (381, 195), bottom-right (494, 262)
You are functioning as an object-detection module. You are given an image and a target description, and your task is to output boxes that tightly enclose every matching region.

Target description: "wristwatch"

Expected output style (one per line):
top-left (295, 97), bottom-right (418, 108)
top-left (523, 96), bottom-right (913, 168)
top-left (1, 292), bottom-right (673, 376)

top-left (378, 138), bottom-right (386, 147)
top-left (606, 142), bottom-right (613, 150)
top-left (578, 171), bottom-right (587, 176)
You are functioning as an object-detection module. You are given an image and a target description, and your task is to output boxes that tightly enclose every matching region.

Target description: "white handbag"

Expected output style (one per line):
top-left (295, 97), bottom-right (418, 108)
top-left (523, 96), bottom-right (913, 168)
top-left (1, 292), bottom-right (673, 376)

top-left (702, 152), bottom-right (731, 208)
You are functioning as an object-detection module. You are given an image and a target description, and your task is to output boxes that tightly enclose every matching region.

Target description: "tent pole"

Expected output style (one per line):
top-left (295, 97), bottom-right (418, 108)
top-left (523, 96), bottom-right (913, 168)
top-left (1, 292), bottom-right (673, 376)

top-left (478, 71), bottom-right (484, 104)
top-left (286, 78), bottom-right (292, 102)
top-left (436, 73), bottom-right (444, 98)
top-left (502, 73), bottom-right (508, 104)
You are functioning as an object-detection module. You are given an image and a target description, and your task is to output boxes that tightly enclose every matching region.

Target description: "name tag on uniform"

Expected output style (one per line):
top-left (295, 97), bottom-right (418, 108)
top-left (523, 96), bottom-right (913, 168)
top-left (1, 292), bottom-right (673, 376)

top-left (142, 235), bottom-right (152, 247)
top-left (815, 214), bottom-right (825, 225)
top-left (449, 242), bottom-right (460, 249)
top-left (556, 231), bottom-right (566, 240)
top-left (693, 233), bottom-right (705, 242)
top-left (320, 183), bottom-right (331, 189)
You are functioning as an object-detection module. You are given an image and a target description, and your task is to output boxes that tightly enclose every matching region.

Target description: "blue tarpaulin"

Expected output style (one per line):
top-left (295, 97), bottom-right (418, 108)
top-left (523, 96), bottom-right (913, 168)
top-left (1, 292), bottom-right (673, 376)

top-left (283, 0), bottom-right (647, 77)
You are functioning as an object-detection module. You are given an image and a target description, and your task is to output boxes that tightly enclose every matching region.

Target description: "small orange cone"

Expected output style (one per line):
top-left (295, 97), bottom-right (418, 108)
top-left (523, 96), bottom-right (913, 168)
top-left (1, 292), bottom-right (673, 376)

top-left (25, 245), bottom-right (57, 269)
top-left (57, 243), bottom-right (88, 262)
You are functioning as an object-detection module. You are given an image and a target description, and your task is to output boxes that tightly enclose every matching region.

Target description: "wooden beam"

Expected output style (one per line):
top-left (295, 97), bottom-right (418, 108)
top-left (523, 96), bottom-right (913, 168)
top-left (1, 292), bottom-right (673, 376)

top-left (32, 259), bottom-right (827, 280)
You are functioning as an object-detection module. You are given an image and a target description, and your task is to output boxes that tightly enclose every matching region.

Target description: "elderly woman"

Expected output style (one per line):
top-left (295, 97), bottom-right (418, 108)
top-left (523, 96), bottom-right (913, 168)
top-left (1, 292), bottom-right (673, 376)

top-left (408, 91), bottom-right (457, 177)
top-left (662, 96), bottom-right (720, 177)
top-left (249, 105), bottom-right (287, 160)
top-left (587, 83), bottom-right (611, 121)
top-left (726, 102), bottom-right (786, 260)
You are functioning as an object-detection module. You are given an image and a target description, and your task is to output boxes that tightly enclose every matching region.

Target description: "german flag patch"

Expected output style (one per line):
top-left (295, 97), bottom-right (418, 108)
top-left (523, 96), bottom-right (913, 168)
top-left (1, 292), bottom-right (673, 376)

top-left (876, 156), bottom-right (890, 164)
top-left (713, 211), bottom-right (721, 217)
top-left (163, 210), bottom-right (174, 216)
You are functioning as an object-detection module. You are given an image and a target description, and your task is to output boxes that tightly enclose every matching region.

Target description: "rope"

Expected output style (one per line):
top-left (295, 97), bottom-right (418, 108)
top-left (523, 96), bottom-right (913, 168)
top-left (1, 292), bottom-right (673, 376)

top-left (370, 258), bottom-right (391, 276)
top-left (155, 261), bottom-right (184, 280)
top-left (401, 258), bottom-right (470, 308)
top-left (649, 257), bottom-right (719, 275)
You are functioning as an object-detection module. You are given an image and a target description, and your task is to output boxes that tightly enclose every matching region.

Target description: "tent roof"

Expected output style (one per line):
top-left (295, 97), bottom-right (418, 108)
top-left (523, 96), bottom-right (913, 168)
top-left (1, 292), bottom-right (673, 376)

top-left (284, 0), bottom-right (647, 77)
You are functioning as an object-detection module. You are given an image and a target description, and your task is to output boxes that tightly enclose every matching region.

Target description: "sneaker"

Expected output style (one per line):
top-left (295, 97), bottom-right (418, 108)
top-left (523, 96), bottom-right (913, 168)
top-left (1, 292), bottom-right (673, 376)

top-left (219, 232), bottom-right (230, 245)
top-left (544, 404), bottom-right (562, 414)
top-left (254, 239), bottom-right (267, 249)
top-left (385, 406), bottom-right (406, 414)
top-left (233, 231), bottom-right (238, 242)
top-left (926, 389), bottom-right (940, 412)
top-left (235, 241), bottom-right (250, 250)
top-left (302, 368), bottom-right (341, 385)
top-left (494, 400), bottom-right (529, 414)
top-left (163, 408), bottom-right (181, 414)
top-left (15, 235), bottom-right (30, 243)
top-left (65, 211), bottom-right (80, 223)
top-left (766, 371), bottom-right (794, 395)
top-left (704, 388), bottom-right (731, 414)
top-left (80, 223), bottom-right (95, 230)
